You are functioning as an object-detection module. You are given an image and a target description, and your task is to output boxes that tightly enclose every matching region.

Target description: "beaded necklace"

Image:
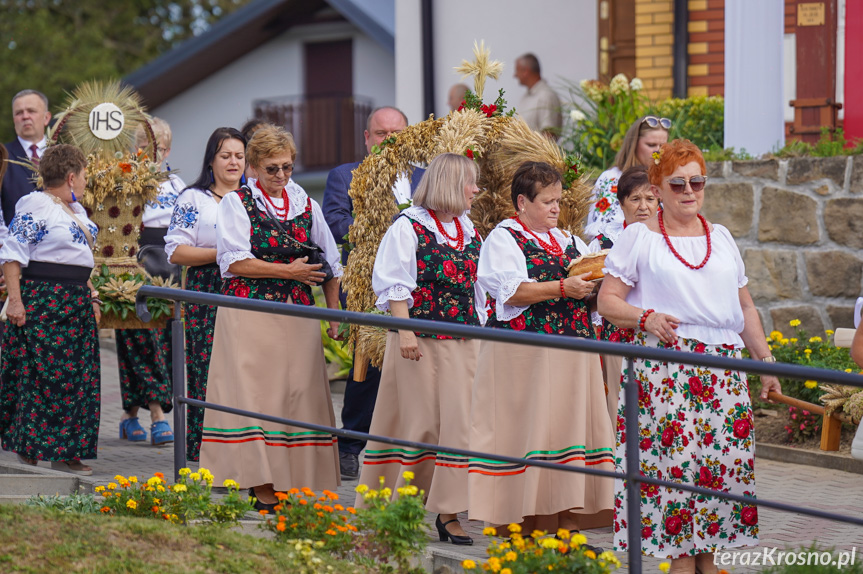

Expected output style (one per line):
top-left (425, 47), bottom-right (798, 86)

top-left (513, 216), bottom-right (563, 256)
top-left (256, 180), bottom-right (289, 221)
top-left (428, 209), bottom-right (464, 250)
top-left (658, 210), bottom-right (711, 270)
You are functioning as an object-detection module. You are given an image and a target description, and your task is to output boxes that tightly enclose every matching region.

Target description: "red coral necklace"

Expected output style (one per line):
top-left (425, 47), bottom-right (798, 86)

top-left (514, 216), bottom-right (563, 256)
top-left (658, 210), bottom-right (711, 270)
top-left (429, 209), bottom-right (464, 250)
top-left (257, 180), bottom-right (289, 221)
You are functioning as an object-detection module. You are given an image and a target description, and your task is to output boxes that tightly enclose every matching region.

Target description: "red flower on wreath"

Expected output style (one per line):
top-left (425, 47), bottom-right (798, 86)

top-left (509, 315), bottom-right (526, 331)
top-left (457, 100), bottom-right (466, 112)
top-left (122, 224), bottom-right (134, 236)
top-left (465, 149), bottom-right (474, 160)
top-left (132, 205), bottom-right (142, 217)
top-left (480, 103), bottom-right (497, 117)
top-left (294, 227), bottom-right (308, 242)
top-left (595, 198), bottom-right (610, 212)
top-left (119, 163), bottom-right (132, 174)
top-left (108, 206), bottom-right (121, 218)
top-left (129, 246), bottom-right (136, 257)
top-left (101, 245), bottom-right (114, 257)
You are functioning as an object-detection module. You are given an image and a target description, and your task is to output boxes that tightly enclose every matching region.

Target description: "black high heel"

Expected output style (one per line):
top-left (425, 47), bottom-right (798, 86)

top-left (249, 488), bottom-right (277, 513)
top-left (435, 515), bottom-right (473, 545)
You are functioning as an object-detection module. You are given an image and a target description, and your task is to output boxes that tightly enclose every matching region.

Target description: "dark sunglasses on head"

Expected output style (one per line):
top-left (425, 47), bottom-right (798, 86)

top-left (642, 116), bottom-right (672, 130)
top-left (667, 175), bottom-right (707, 193)
top-left (264, 163), bottom-right (294, 175)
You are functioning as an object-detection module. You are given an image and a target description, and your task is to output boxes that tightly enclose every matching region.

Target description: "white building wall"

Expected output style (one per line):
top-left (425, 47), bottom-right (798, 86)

top-left (154, 21), bottom-right (396, 178)
top-left (396, 0), bottom-right (597, 122)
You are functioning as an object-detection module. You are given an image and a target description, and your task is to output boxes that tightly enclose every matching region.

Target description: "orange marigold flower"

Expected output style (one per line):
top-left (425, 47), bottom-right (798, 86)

top-left (274, 492), bottom-right (289, 501)
top-left (274, 504), bottom-right (283, 512)
top-left (340, 515), bottom-right (348, 522)
top-left (276, 522), bottom-right (286, 532)
top-left (259, 509), bottom-right (269, 515)
top-left (323, 490), bottom-right (338, 500)
top-left (278, 515), bottom-right (287, 523)
top-left (290, 523), bottom-right (298, 528)
top-left (322, 505), bottom-right (334, 513)
top-left (334, 504), bottom-right (344, 511)
top-left (289, 488), bottom-right (300, 495)
top-left (336, 525), bottom-right (347, 532)
top-left (313, 503), bottom-right (323, 510)
top-left (298, 499), bottom-right (307, 505)
top-left (151, 506), bottom-right (159, 513)
top-left (153, 472), bottom-right (165, 480)
top-left (325, 529), bottom-right (337, 536)
top-left (347, 524), bottom-right (358, 532)
top-left (347, 507), bottom-right (357, 514)
top-left (317, 512), bottom-right (324, 518)
top-left (100, 506), bottom-right (110, 513)
top-left (301, 487), bottom-right (315, 496)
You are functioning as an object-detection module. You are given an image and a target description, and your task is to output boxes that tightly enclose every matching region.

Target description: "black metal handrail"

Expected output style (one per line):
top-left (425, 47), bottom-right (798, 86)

top-left (137, 286), bottom-right (863, 574)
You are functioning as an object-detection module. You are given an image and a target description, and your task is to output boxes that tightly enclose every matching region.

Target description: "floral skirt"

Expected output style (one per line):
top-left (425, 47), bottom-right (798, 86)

top-left (184, 264), bottom-right (222, 461)
top-left (613, 333), bottom-right (759, 559)
top-left (115, 328), bottom-right (173, 413)
top-left (0, 280), bottom-right (100, 461)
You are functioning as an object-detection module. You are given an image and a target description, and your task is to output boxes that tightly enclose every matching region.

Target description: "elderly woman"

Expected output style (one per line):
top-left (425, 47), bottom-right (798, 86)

top-left (165, 127), bottom-right (246, 461)
top-left (585, 115), bottom-right (669, 242)
top-left (355, 153), bottom-right (483, 545)
top-left (469, 161), bottom-right (614, 536)
top-left (198, 125), bottom-right (342, 511)
top-left (590, 165), bottom-right (659, 421)
top-left (598, 139), bottom-right (781, 573)
top-left (116, 117), bottom-right (185, 446)
top-left (0, 144), bottom-right (101, 475)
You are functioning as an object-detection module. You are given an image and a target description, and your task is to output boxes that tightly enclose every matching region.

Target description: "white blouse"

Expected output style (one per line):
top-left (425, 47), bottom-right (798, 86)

top-left (372, 206), bottom-right (485, 323)
top-left (165, 187), bottom-right (219, 263)
top-left (585, 166), bottom-right (623, 241)
top-left (477, 218), bottom-right (589, 322)
top-left (603, 222), bottom-right (748, 346)
top-left (0, 191), bottom-right (98, 268)
top-left (142, 173), bottom-right (186, 228)
top-left (216, 178), bottom-right (343, 279)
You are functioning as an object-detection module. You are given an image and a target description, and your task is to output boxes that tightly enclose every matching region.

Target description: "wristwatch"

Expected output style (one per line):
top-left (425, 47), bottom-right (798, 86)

top-left (761, 355), bottom-right (777, 363)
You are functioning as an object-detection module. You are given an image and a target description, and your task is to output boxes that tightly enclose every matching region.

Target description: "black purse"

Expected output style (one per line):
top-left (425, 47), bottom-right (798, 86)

top-left (265, 210), bottom-right (335, 283)
top-left (137, 244), bottom-right (181, 282)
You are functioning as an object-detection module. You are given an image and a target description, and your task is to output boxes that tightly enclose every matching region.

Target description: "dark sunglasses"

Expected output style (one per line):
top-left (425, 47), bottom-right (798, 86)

top-left (642, 116), bottom-right (672, 130)
top-left (667, 175), bottom-right (707, 193)
top-left (264, 163), bottom-right (294, 175)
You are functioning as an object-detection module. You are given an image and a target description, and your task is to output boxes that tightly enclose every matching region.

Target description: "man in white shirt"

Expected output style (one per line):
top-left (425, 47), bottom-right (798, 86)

top-left (2, 90), bottom-right (52, 226)
top-left (514, 53), bottom-right (563, 139)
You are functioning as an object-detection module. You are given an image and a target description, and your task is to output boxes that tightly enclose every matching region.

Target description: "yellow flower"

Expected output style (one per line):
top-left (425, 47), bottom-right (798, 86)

top-left (462, 560), bottom-right (477, 570)
top-left (507, 523), bottom-right (522, 533)
top-left (402, 470), bottom-right (414, 481)
top-left (556, 528), bottom-right (570, 539)
top-left (94, 486), bottom-right (105, 493)
top-left (173, 484), bottom-right (187, 493)
top-left (403, 485), bottom-right (418, 496)
top-left (599, 551), bottom-right (620, 566)
top-left (107, 483), bottom-right (117, 490)
top-left (198, 467), bottom-right (211, 476)
top-left (584, 549), bottom-right (596, 559)
top-left (845, 368), bottom-right (853, 373)
top-left (809, 336), bottom-right (822, 343)
top-left (147, 477), bottom-right (162, 487)
top-left (501, 569), bottom-right (512, 574)
top-left (769, 330), bottom-right (783, 341)
top-left (157, 485), bottom-right (165, 492)
top-left (790, 338), bottom-right (798, 343)
top-left (380, 487), bottom-right (392, 498)
top-left (128, 476), bottom-right (138, 484)
top-left (781, 338), bottom-right (790, 345)
top-left (504, 551), bottom-right (517, 562)
top-left (540, 537), bottom-right (560, 549)
top-left (363, 490), bottom-right (378, 500)
top-left (659, 562), bottom-right (671, 573)
top-left (804, 380), bottom-right (818, 389)
top-left (114, 475), bottom-right (125, 482)
top-left (189, 472), bottom-right (201, 481)
top-left (790, 319), bottom-right (801, 327)
top-left (531, 530), bottom-right (544, 539)
top-left (483, 527), bottom-right (497, 536)
top-left (355, 484), bottom-right (369, 494)
top-left (826, 329), bottom-right (835, 336)
top-left (571, 533), bottom-right (587, 547)
top-left (804, 349), bottom-right (812, 355)
top-left (178, 467), bottom-right (191, 476)
top-left (488, 557), bottom-right (502, 573)
top-left (126, 500), bottom-right (137, 510)
top-left (223, 479), bottom-right (239, 489)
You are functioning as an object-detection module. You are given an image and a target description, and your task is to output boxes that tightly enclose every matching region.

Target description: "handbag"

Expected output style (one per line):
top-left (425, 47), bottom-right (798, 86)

top-left (137, 244), bottom-right (182, 282)
top-left (264, 208), bottom-right (335, 283)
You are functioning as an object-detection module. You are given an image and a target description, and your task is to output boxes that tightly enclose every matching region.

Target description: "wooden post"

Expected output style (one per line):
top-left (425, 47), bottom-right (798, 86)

top-left (353, 351), bottom-right (369, 383)
top-left (821, 414), bottom-right (843, 451)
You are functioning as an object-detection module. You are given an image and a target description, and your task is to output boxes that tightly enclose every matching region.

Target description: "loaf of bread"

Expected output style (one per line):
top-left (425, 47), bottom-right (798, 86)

top-left (567, 250), bottom-right (609, 280)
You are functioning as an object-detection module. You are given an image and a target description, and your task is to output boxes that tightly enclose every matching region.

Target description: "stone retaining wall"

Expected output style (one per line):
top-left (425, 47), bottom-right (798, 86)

top-left (701, 156), bottom-right (863, 334)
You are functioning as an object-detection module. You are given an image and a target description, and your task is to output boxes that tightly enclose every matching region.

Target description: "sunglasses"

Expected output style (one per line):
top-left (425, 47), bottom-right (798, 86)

top-left (642, 116), bottom-right (672, 130)
top-left (263, 163), bottom-right (294, 176)
top-left (667, 175), bottom-right (708, 193)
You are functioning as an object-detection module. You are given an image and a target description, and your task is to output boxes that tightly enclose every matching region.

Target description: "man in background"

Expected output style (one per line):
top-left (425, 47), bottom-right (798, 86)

top-left (2, 90), bottom-right (52, 226)
top-left (514, 53), bottom-right (562, 138)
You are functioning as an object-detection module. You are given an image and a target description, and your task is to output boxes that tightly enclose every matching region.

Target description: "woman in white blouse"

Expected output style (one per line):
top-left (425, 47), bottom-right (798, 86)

top-left (598, 139), bottom-right (781, 573)
top-left (355, 153), bottom-right (483, 545)
top-left (165, 127), bottom-right (246, 462)
top-left (0, 144), bottom-right (101, 476)
top-left (469, 161), bottom-right (613, 539)
top-left (198, 125), bottom-right (342, 512)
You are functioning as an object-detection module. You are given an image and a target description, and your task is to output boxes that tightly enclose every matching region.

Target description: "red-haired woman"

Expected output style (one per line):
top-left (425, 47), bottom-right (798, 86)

top-left (598, 139), bottom-right (781, 574)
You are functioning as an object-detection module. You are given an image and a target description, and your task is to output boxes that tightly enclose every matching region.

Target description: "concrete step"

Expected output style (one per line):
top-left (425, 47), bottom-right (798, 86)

top-left (0, 473), bottom-right (81, 498)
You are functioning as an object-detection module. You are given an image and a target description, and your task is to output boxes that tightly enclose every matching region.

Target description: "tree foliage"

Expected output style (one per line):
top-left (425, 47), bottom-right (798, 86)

top-left (0, 0), bottom-right (251, 140)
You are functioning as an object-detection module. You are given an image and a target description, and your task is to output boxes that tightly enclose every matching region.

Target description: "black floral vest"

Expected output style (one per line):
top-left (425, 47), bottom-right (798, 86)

top-left (487, 226), bottom-right (594, 338)
top-left (405, 216), bottom-right (482, 339)
top-left (222, 186), bottom-right (315, 306)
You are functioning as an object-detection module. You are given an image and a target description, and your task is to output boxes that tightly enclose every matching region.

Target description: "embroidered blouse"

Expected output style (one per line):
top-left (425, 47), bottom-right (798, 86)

top-left (372, 206), bottom-right (485, 324)
top-left (585, 166), bottom-right (623, 241)
top-left (165, 187), bottom-right (220, 264)
top-left (216, 178), bottom-right (342, 279)
top-left (603, 222), bottom-right (748, 346)
top-left (0, 191), bottom-right (99, 268)
top-left (142, 173), bottom-right (186, 229)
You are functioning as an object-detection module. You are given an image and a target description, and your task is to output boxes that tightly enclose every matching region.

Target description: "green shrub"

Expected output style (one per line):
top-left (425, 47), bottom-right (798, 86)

top-left (648, 95), bottom-right (725, 150)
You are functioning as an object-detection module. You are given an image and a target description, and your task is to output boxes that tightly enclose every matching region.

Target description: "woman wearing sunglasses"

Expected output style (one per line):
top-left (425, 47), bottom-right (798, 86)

top-left (585, 115), bottom-right (669, 244)
top-left (597, 139), bottom-right (781, 574)
top-left (198, 125), bottom-right (343, 511)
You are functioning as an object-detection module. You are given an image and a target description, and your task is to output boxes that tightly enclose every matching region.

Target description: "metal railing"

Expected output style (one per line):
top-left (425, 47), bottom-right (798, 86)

top-left (136, 286), bottom-right (863, 574)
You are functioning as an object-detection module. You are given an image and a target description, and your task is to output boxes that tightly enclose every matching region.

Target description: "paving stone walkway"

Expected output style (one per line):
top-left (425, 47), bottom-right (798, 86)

top-left (1, 342), bottom-right (861, 572)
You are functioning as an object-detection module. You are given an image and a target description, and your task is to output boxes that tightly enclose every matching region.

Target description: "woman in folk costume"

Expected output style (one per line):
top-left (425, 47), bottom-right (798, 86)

top-left (469, 161), bottom-right (615, 536)
top-left (356, 153), bottom-right (484, 546)
top-left (199, 125), bottom-right (342, 511)
top-left (165, 127), bottom-right (246, 461)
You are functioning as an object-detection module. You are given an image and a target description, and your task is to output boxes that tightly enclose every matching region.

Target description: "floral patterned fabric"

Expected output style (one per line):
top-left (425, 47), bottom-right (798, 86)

top-left (585, 167), bottom-right (623, 241)
top-left (0, 280), bottom-right (100, 461)
top-left (221, 187), bottom-right (314, 305)
top-left (184, 264), bottom-right (222, 461)
top-left (613, 332), bottom-right (759, 558)
top-left (116, 328), bottom-right (173, 413)
top-left (405, 216), bottom-right (481, 338)
top-left (487, 227), bottom-right (594, 338)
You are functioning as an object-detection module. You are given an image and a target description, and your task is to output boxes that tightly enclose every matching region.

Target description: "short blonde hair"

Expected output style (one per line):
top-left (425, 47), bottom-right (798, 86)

top-left (135, 117), bottom-right (172, 150)
top-left (247, 124), bottom-right (296, 167)
top-left (412, 153), bottom-right (478, 216)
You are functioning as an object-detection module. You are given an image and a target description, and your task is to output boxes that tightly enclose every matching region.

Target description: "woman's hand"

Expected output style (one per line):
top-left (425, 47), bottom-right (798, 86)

top-left (759, 375), bottom-right (782, 402)
top-left (92, 301), bottom-right (102, 325)
top-left (562, 273), bottom-right (597, 300)
top-left (399, 329), bottom-right (422, 361)
top-left (7, 298), bottom-right (25, 326)
top-left (327, 321), bottom-right (342, 341)
top-left (644, 311), bottom-right (681, 345)
top-left (283, 256), bottom-right (326, 286)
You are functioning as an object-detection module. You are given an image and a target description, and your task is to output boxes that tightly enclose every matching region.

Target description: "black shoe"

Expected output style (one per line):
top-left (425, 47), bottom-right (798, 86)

top-left (339, 451), bottom-right (359, 480)
top-left (435, 515), bottom-right (473, 546)
top-left (249, 488), bottom-right (277, 513)
top-left (556, 532), bottom-right (604, 555)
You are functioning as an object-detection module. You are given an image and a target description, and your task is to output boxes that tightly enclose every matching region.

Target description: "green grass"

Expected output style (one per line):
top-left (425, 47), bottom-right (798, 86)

top-left (0, 504), bottom-right (372, 573)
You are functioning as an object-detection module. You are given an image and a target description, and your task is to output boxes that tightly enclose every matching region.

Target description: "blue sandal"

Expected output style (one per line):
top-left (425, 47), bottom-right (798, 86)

top-left (151, 420), bottom-right (174, 446)
top-left (120, 417), bottom-right (148, 442)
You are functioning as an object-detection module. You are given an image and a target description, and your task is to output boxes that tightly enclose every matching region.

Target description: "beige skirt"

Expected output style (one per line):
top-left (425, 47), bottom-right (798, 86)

top-left (198, 306), bottom-right (340, 491)
top-left (602, 354), bottom-right (623, 426)
top-left (356, 332), bottom-right (479, 514)
top-left (468, 340), bottom-right (615, 528)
